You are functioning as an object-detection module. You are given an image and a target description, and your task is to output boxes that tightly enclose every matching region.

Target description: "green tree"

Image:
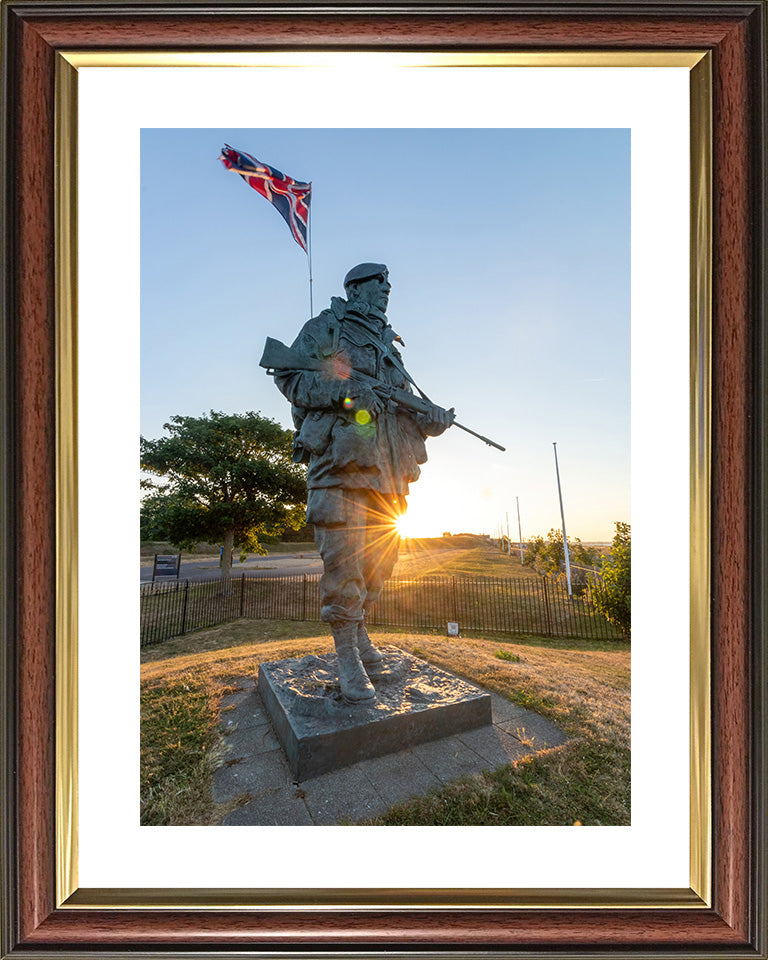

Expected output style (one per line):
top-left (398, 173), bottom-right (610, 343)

top-left (522, 534), bottom-right (545, 569)
top-left (140, 411), bottom-right (307, 582)
top-left (524, 529), bottom-right (568, 577)
top-left (522, 530), bottom-right (600, 596)
top-left (524, 529), bottom-right (600, 576)
top-left (591, 521), bottom-right (631, 638)
top-left (571, 539), bottom-right (600, 567)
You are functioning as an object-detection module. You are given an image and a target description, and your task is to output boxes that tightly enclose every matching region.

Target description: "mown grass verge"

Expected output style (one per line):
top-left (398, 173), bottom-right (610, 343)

top-left (140, 620), bottom-right (630, 826)
top-left (394, 536), bottom-right (540, 580)
top-left (370, 739), bottom-right (629, 826)
top-left (141, 674), bottom-right (228, 825)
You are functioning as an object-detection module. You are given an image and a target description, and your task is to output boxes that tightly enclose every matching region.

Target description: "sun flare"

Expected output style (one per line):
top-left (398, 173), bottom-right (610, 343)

top-left (395, 512), bottom-right (412, 539)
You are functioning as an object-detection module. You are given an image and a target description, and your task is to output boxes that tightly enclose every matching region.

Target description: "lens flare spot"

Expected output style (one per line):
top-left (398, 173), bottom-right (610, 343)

top-left (343, 397), bottom-right (354, 409)
top-left (355, 409), bottom-right (371, 425)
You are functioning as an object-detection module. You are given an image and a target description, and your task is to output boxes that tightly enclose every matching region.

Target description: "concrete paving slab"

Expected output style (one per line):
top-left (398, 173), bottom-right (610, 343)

top-left (226, 689), bottom-right (269, 731)
top-left (411, 735), bottom-right (488, 784)
top-left (496, 728), bottom-right (539, 764)
top-left (212, 748), bottom-right (292, 803)
top-left (489, 692), bottom-right (530, 724)
top-left (222, 786), bottom-right (313, 826)
top-left (499, 713), bottom-right (569, 749)
top-left (357, 749), bottom-right (442, 808)
top-left (455, 725), bottom-right (533, 766)
top-left (220, 678), bottom-right (257, 714)
top-left (301, 763), bottom-right (389, 824)
top-left (221, 721), bottom-right (281, 761)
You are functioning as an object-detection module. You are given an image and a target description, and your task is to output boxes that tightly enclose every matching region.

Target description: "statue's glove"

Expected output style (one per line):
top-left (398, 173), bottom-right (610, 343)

top-left (338, 382), bottom-right (384, 418)
top-left (422, 405), bottom-right (455, 437)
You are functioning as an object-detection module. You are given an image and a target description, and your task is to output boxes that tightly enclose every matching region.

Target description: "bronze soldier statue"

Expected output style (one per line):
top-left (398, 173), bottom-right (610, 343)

top-left (263, 263), bottom-right (454, 703)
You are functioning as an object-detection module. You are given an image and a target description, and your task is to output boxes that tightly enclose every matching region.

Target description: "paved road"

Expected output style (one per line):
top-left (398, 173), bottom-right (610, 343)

top-left (140, 553), bottom-right (322, 583)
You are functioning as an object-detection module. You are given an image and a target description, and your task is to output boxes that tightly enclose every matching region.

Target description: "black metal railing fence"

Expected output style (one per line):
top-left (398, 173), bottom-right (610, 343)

top-left (140, 573), bottom-right (623, 647)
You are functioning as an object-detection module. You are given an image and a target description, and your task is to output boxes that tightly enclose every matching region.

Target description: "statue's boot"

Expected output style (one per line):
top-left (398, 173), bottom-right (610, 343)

top-left (333, 621), bottom-right (376, 704)
top-left (357, 621), bottom-right (384, 676)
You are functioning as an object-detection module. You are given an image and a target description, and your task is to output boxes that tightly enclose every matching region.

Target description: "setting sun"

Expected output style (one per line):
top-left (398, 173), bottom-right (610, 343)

top-left (395, 512), bottom-right (412, 539)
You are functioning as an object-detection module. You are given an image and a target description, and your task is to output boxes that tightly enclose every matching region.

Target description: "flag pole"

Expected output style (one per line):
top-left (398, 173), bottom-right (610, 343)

top-left (307, 182), bottom-right (314, 317)
top-left (553, 442), bottom-right (573, 599)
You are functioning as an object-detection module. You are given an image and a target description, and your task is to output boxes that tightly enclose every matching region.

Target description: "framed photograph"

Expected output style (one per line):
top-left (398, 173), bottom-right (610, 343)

top-left (2, 1), bottom-right (766, 956)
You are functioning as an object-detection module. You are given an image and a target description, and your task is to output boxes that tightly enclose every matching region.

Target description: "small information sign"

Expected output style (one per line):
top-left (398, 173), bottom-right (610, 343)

top-left (152, 553), bottom-right (181, 581)
top-left (447, 621), bottom-right (460, 637)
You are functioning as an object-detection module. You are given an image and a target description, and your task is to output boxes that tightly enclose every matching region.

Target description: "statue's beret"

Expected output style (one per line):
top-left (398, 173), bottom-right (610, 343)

top-left (343, 262), bottom-right (388, 287)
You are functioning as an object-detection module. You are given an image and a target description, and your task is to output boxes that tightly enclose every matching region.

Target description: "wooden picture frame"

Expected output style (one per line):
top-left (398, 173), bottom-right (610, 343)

top-left (1, 1), bottom-right (766, 955)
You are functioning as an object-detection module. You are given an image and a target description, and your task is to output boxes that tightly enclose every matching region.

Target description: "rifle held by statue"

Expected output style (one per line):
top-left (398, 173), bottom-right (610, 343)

top-left (260, 337), bottom-right (505, 452)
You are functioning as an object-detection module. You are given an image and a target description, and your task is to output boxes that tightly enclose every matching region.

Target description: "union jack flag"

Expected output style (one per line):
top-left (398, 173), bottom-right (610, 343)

top-left (219, 144), bottom-right (311, 253)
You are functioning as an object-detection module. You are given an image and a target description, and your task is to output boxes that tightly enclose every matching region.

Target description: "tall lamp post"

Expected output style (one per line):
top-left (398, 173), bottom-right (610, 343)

top-left (553, 442), bottom-right (572, 599)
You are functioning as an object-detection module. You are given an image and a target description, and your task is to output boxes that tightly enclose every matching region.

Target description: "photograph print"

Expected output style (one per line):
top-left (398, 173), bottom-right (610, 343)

top-left (139, 126), bottom-right (630, 828)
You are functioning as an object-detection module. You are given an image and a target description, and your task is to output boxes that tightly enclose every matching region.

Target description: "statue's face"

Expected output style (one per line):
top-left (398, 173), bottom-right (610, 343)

top-left (349, 273), bottom-right (391, 312)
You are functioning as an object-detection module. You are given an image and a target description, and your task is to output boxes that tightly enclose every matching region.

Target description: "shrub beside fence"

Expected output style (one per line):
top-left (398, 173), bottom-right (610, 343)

top-left (140, 573), bottom-right (623, 647)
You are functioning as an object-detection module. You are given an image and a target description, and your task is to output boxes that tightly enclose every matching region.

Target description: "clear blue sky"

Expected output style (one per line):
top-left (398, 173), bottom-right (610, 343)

top-left (141, 127), bottom-right (629, 541)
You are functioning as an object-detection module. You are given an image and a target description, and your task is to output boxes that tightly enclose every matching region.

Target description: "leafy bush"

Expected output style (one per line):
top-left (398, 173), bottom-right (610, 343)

top-left (591, 522), bottom-right (631, 639)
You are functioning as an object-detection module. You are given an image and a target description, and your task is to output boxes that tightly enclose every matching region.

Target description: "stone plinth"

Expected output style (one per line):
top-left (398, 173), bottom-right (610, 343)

top-left (257, 647), bottom-right (492, 782)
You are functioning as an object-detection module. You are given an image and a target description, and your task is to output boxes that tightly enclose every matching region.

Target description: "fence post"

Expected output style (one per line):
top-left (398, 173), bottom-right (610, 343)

top-left (180, 580), bottom-right (189, 635)
top-left (302, 574), bottom-right (307, 621)
top-left (240, 573), bottom-right (245, 618)
top-left (542, 577), bottom-right (553, 637)
top-left (451, 576), bottom-right (459, 622)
